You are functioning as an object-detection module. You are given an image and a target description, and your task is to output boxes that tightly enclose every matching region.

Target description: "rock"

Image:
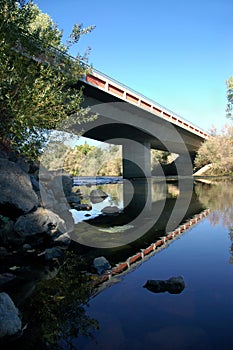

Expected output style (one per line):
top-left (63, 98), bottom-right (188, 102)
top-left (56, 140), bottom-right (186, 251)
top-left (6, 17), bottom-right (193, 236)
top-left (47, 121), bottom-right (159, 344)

top-left (66, 193), bottom-right (81, 205)
top-left (0, 150), bottom-right (7, 159)
top-left (72, 203), bottom-right (92, 211)
top-left (93, 256), bottom-right (111, 275)
top-left (90, 189), bottom-right (108, 204)
top-left (53, 209), bottom-right (74, 233)
top-left (44, 247), bottom-right (65, 261)
top-left (0, 215), bottom-right (14, 244)
top-left (30, 175), bottom-right (40, 192)
top-left (0, 292), bottom-right (22, 340)
top-left (14, 208), bottom-right (67, 238)
top-left (16, 157), bottom-right (30, 173)
top-left (28, 159), bottom-right (40, 175)
top-left (0, 273), bottom-right (16, 286)
top-left (72, 186), bottom-right (81, 194)
top-left (39, 170), bottom-right (53, 182)
top-left (143, 276), bottom-right (185, 294)
top-left (3, 230), bottom-right (25, 246)
top-left (22, 244), bottom-right (32, 251)
top-left (0, 159), bottom-right (38, 217)
top-left (101, 206), bottom-right (120, 215)
top-left (53, 202), bottom-right (70, 213)
top-left (50, 175), bottom-right (73, 199)
top-left (0, 247), bottom-right (8, 257)
top-left (165, 276), bottom-right (185, 293)
top-left (54, 232), bottom-right (71, 245)
top-left (39, 185), bottom-right (58, 210)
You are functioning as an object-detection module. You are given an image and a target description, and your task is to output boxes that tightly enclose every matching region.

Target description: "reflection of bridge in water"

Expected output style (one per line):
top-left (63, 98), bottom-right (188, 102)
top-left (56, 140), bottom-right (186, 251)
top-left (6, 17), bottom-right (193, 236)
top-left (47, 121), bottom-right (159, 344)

top-left (93, 208), bottom-right (210, 291)
top-left (71, 179), bottom-right (209, 267)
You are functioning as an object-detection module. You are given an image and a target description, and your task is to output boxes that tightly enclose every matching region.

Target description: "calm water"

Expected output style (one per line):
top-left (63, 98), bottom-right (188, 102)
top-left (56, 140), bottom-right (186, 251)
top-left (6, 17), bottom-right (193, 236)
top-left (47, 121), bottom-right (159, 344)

top-left (16, 177), bottom-right (233, 350)
top-left (72, 178), bottom-right (233, 350)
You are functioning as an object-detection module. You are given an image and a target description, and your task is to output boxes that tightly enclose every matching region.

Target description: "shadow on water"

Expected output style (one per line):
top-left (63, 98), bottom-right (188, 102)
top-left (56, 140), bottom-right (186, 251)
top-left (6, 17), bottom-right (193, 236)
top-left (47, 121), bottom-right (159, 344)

top-left (6, 253), bottom-right (99, 350)
top-left (5, 177), bottom-right (233, 350)
top-left (73, 177), bottom-right (233, 350)
top-left (69, 178), bottom-right (206, 267)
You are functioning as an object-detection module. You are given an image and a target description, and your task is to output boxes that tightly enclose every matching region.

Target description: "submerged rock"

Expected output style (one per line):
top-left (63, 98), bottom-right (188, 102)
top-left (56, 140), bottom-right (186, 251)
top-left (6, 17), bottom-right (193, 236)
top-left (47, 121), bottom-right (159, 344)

top-left (143, 276), bottom-right (185, 294)
top-left (101, 206), bottom-right (120, 215)
top-left (44, 247), bottom-right (65, 261)
top-left (93, 256), bottom-right (111, 275)
top-left (90, 189), bottom-right (108, 204)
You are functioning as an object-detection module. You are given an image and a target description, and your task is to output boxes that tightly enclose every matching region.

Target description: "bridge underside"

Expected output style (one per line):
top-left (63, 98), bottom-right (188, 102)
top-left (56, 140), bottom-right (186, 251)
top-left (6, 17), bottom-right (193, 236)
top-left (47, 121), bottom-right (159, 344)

top-left (70, 82), bottom-right (205, 178)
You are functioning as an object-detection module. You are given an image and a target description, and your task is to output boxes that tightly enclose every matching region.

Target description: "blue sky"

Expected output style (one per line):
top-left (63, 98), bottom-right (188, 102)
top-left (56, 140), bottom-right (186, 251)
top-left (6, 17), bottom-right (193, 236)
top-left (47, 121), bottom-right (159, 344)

top-left (34, 0), bottom-right (233, 132)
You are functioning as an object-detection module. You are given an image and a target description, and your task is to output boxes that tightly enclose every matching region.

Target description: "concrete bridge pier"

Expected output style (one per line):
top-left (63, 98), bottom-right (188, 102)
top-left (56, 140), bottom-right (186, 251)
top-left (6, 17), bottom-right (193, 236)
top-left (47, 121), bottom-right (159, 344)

top-left (173, 153), bottom-right (195, 176)
top-left (122, 140), bottom-right (151, 179)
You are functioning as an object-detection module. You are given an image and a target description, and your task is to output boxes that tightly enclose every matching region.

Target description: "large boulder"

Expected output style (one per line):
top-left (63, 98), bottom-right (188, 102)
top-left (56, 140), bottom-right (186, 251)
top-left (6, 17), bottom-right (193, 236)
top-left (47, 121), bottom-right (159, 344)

top-left (0, 159), bottom-right (38, 217)
top-left (49, 175), bottom-right (73, 199)
top-left (14, 207), bottom-right (67, 238)
top-left (0, 292), bottom-right (22, 340)
top-left (0, 215), bottom-right (14, 245)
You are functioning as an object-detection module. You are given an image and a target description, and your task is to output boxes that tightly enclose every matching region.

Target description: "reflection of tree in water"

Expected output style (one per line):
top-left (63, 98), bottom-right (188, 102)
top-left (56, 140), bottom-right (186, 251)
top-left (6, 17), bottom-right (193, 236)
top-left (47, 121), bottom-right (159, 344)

top-left (18, 252), bottom-right (99, 350)
top-left (228, 228), bottom-right (233, 265)
top-left (195, 179), bottom-right (233, 227)
top-left (195, 179), bottom-right (233, 265)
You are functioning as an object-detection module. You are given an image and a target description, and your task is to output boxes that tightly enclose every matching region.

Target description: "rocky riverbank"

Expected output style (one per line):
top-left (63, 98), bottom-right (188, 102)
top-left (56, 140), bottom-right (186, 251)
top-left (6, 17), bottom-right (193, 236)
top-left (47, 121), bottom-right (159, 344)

top-left (0, 150), bottom-right (83, 343)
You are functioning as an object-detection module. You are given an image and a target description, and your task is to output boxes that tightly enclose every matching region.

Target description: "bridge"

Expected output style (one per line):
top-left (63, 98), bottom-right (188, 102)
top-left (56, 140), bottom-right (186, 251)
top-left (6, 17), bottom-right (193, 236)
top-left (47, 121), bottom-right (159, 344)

top-left (74, 68), bottom-right (209, 178)
top-left (12, 29), bottom-right (208, 178)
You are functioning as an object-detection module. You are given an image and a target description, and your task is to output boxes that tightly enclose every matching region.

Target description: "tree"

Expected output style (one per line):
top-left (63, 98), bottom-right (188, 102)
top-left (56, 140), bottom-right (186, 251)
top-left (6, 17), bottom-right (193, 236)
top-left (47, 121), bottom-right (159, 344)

top-left (194, 76), bottom-right (233, 176)
top-left (194, 124), bottom-right (233, 175)
top-left (40, 141), bottom-right (123, 176)
top-left (226, 77), bottom-right (233, 119)
top-left (0, 0), bottom-right (95, 159)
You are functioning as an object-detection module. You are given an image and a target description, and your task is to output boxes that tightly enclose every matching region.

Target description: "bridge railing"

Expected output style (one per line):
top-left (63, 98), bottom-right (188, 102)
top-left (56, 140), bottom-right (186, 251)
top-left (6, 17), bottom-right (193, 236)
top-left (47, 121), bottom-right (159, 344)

top-left (84, 67), bottom-right (209, 139)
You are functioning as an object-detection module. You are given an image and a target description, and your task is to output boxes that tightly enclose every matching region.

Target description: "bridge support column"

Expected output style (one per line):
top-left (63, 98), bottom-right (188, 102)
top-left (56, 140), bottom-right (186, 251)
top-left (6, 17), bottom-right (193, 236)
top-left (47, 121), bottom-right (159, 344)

top-left (175, 153), bottom-right (195, 176)
top-left (122, 141), bottom-right (151, 179)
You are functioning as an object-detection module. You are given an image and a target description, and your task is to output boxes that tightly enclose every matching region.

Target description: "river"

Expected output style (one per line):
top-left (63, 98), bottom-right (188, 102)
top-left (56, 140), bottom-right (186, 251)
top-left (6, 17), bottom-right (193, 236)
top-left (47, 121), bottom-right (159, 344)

top-left (16, 177), bottom-right (233, 349)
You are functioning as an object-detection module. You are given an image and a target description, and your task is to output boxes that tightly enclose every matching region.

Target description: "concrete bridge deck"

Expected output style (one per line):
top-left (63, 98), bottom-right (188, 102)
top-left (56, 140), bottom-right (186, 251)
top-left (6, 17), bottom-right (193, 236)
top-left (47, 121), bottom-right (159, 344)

top-left (73, 68), bottom-right (209, 177)
top-left (81, 68), bottom-right (208, 141)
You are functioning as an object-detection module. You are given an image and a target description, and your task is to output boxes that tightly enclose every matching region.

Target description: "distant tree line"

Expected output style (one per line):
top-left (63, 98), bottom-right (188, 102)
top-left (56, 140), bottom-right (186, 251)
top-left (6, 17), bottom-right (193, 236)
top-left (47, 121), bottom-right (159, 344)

top-left (41, 141), bottom-right (173, 177)
top-left (41, 142), bottom-right (123, 176)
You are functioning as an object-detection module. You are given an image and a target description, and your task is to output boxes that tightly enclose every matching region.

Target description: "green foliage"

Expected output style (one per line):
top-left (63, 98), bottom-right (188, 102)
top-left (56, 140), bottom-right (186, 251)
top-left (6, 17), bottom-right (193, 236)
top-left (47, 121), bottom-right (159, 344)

top-left (41, 141), bottom-right (123, 176)
top-left (0, 0), bottom-right (95, 159)
top-left (194, 124), bottom-right (233, 175)
top-left (151, 149), bottom-right (170, 166)
top-left (226, 77), bottom-right (233, 119)
top-left (151, 149), bottom-right (174, 174)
